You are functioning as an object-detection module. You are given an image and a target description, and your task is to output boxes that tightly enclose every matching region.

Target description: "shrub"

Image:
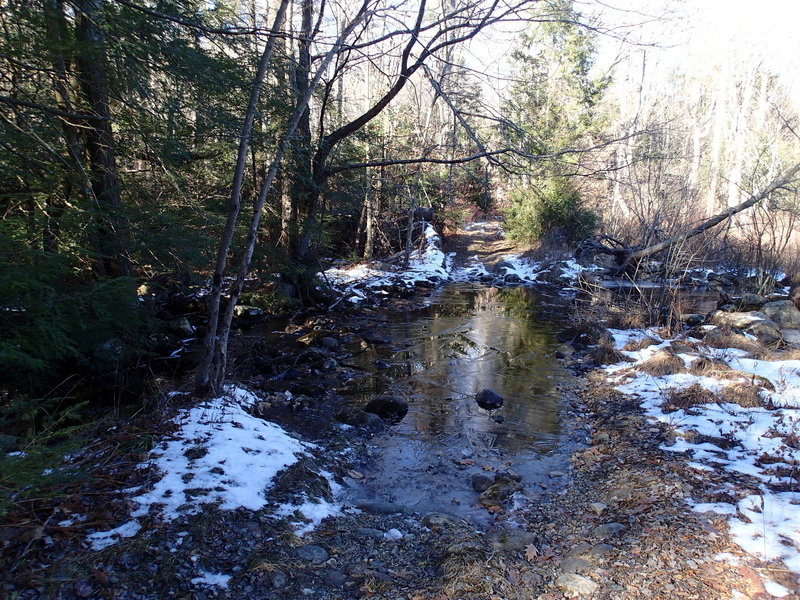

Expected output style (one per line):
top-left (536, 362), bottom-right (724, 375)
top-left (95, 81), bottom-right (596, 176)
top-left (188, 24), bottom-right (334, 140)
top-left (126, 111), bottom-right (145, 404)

top-left (505, 178), bottom-right (597, 245)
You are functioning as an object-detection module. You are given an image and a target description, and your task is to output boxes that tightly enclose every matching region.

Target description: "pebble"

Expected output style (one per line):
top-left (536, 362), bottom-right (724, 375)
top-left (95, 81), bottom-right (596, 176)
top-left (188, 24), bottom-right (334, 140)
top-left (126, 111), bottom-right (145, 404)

top-left (592, 522), bottom-right (625, 538)
top-left (589, 502), bottom-right (608, 515)
top-left (557, 573), bottom-right (599, 595)
top-left (548, 470), bottom-right (566, 478)
top-left (270, 570), bottom-right (288, 589)
top-left (296, 544), bottom-right (329, 564)
top-left (384, 528), bottom-right (403, 540)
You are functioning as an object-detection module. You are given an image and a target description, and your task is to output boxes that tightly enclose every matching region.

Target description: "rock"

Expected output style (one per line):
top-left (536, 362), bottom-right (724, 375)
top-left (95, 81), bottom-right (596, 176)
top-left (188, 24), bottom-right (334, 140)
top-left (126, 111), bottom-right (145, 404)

top-left (320, 336), bottom-right (339, 349)
top-left (270, 570), bottom-right (288, 589)
top-left (363, 396), bottom-right (408, 421)
top-left (589, 502), bottom-right (607, 515)
top-left (592, 522), bottom-right (625, 538)
top-left (589, 543), bottom-right (615, 558)
top-left (746, 319), bottom-right (783, 345)
top-left (681, 313), bottom-right (706, 326)
top-left (357, 527), bottom-right (385, 540)
top-left (166, 316), bottom-right (194, 336)
top-left (296, 544), bottom-right (329, 564)
top-left (373, 359), bottom-right (391, 370)
top-left (478, 478), bottom-right (522, 507)
top-left (561, 557), bottom-right (592, 574)
top-left (762, 300), bottom-right (800, 328)
top-left (323, 569), bottom-right (346, 587)
top-left (709, 310), bottom-right (783, 343)
top-left (485, 527), bottom-right (537, 553)
top-left (334, 407), bottom-right (386, 432)
top-left (504, 273), bottom-right (522, 283)
top-left (557, 573), bottom-right (599, 596)
top-left (445, 541), bottom-right (484, 557)
top-left (471, 474), bottom-right (494, 493)
top-left (421, 512), bottom-right (463, 530)
top-left (233, 305), bottom-right (264, 320)
top-left (383, 528), bottom-right (403, 540)
top-left (476, 389), bottom-right (504, 410)
top-left (739, 293), bottom-right (768, 309)
top-left (322, 358), bottom-right (338, 370)
top-left (702, 327), bottom-right (761, 353)
top-left (548, 470), bottom-right (565, 478)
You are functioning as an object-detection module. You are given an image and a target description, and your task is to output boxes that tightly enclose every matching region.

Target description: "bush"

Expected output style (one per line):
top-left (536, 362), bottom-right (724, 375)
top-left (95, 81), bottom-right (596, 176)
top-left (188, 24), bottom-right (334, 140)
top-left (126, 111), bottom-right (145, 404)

top-left (504, 178), bottom-right (597, 245)
top-left (0, 237), bottom-right (146, 396)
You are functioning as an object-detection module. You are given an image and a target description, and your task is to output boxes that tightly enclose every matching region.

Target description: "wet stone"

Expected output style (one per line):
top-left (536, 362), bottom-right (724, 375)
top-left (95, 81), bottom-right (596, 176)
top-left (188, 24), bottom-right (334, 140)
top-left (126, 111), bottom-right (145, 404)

top-left (296, 544), bottom-right (329, 564)
top-left (421, 512), bottom-right (463, 531)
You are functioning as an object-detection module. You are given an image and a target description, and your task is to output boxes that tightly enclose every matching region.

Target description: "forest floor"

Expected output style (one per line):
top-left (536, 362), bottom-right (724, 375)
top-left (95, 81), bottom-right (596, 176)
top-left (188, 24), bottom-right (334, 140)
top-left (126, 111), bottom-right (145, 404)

top-left (3, 223), bottom-right (798, 599)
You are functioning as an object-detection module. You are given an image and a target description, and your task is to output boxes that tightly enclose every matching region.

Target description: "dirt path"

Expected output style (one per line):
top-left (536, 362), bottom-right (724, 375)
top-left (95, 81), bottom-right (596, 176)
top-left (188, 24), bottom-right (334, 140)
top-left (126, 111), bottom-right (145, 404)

top-left (445, 221), bottom-right (520, 271)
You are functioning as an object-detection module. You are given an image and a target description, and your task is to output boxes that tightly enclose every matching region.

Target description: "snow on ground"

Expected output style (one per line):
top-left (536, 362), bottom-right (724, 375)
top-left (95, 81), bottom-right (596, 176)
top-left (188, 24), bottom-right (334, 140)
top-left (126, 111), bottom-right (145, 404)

top-left (602, 330), bottom-right (800, 582)
top-left (86, 386), bottom-right (340, 549)
top-left (324, 224), bottom-right (451, 303)
top-left (324, 222), bottom-right (591, 300)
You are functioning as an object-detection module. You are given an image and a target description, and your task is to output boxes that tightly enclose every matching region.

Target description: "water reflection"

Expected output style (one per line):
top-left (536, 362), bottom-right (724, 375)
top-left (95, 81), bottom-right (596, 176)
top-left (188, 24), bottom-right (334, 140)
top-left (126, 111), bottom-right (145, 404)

top-left (351, 285), bottom-right (569, 453)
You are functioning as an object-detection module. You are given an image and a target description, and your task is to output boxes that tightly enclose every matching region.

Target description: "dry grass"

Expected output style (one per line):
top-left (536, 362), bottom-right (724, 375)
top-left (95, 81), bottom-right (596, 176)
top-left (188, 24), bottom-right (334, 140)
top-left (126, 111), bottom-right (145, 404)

top-left (590, 344), bottom-right (634, 366)
top-left (622, 336), bottom-right (661, 352)
top-left (688, 357), bottom-right (733, 377)
top-left (663, 384), bottom-right (718, 412)
top-left (718, 382), bottom-right (764, 408)
top-left (703, 327), bottom-right (762, 354)
top-left (638, 349), bottom-right (687, 376)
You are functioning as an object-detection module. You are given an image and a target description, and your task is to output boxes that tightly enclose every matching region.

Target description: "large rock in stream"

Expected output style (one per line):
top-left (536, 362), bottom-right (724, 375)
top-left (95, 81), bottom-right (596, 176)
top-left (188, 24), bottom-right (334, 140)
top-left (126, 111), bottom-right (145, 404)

top-left (363, 396), bottom-right (409, 422)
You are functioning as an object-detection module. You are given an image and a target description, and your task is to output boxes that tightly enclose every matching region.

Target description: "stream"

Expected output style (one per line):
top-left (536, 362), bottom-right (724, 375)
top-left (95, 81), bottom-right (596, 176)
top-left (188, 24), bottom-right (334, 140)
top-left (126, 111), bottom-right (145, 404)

top-left (340, 283), bottom-right (579, 526)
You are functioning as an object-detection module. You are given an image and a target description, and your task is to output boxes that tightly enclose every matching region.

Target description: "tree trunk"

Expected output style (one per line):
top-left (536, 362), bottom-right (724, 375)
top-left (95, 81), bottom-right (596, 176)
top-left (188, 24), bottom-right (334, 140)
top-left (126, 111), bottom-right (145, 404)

top-left (196, 0), bottom-right (370, 396)
top-left (617, 163), bottom-right (800, 273)
top-left (74, 0), bottom-right (131, 278)
top-left (195, 0), bottom-right (291, 395)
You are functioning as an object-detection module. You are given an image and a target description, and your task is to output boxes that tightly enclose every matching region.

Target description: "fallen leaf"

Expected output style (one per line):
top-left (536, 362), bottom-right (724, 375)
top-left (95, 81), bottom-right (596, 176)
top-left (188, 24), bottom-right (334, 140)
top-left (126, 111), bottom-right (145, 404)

top-left (347, 469), bottom-right (364, 479)
top-left (456, 459), bottom-right (475, 466)
top-left (524, 543), bottom-right (538, 562)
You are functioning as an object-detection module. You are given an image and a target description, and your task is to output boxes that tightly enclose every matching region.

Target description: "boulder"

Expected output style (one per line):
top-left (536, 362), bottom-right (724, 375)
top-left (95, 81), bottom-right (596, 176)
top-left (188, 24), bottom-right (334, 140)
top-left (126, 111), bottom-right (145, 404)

top-left (363, 396), bottom-right (409, 422)
top-left (738, 293), bottom-right (768, 310)
top-left (476, 389), bottom-right (504, 410)
top-left (334, 407), bottom-right (386, 432)
top-left (761, 300), bottom-right (800, 329)
top-left (709, 311), bottom-right (782, 345)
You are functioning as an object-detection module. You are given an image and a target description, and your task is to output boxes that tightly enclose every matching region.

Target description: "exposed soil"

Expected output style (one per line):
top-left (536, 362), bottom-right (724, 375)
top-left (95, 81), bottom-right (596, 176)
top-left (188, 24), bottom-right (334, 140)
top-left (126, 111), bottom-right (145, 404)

top-left (2, 225), bottom-right (796, 600)
top-left (445, 222), bottom-right (519, 271)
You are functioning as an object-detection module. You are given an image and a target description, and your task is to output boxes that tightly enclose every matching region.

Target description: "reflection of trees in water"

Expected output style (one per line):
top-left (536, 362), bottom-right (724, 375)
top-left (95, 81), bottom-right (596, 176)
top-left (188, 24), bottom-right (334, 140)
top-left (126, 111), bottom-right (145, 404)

top-left (390, 286), bottom-right (565, 451)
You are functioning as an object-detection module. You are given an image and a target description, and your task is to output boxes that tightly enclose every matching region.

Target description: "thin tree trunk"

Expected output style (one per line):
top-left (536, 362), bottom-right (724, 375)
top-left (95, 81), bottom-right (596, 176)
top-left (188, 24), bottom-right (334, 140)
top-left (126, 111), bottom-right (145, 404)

top-left (195, 0), bottom-right (291, 395)
top-left (197, 0), bottom-right (371, 395)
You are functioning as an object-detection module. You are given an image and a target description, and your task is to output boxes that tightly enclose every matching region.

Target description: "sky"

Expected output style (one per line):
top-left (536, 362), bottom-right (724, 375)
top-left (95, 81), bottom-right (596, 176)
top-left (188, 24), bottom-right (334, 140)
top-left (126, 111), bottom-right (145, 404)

top-left (466, 0), bottom-right (800, 109)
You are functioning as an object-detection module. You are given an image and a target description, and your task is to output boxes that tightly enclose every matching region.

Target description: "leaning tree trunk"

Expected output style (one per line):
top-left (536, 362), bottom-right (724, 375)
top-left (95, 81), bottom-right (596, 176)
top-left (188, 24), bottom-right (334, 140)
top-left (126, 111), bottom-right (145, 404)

top-left (195, 0), bottom-right (291, 396)
top-left (196, 1), bottom-right (371, 396)
top-left (615, 163), bottom-right (800, 274)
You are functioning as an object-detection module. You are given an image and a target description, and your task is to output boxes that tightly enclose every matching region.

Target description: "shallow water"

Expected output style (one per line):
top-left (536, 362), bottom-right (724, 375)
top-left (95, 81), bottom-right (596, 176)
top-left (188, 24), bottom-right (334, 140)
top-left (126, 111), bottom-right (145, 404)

top-left (343, 283), bottom-right (577, 523)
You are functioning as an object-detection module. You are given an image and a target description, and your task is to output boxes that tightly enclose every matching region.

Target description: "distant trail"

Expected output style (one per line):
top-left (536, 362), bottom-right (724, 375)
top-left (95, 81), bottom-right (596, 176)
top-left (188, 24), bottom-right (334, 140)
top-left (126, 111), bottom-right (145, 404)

top-left (446, 221), bottom-right (520, 271)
